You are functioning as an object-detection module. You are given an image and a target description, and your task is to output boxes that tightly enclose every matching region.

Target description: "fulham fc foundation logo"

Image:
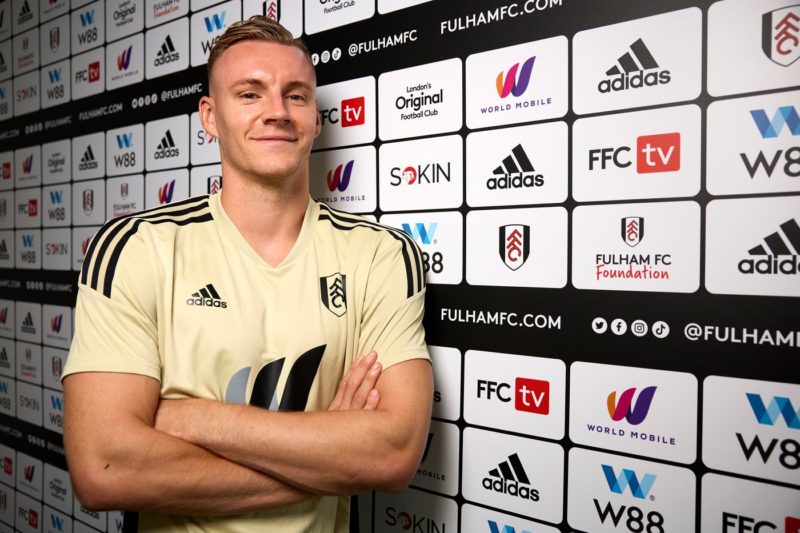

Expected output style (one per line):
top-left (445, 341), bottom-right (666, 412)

top-left (186, 283), bottom-right (228, 308)
top-left (762, 6), bottom-right (800, 67)
top-left (499, 224), bottom-right (530, 271)
top-left (320, 273), bottom-right (347, 317)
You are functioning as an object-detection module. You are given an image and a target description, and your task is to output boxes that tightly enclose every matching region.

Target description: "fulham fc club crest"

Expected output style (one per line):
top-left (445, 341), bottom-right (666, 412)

top-left (621, 216), bottom-right (644, 247)
top-left (762, 5), bottom-right (800, 67)
top-left (499, 224), bottom-right (530, 271)
top-left (83, 190), bottom-right (94, 215)
top-left (320, 273), bottom-right (347, 317)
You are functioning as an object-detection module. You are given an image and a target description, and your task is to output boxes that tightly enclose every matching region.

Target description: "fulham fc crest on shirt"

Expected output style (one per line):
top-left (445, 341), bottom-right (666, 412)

top-left (320, 273), bottom-right (347, 317)
top-left (499, 224), bottom-right (530, 271)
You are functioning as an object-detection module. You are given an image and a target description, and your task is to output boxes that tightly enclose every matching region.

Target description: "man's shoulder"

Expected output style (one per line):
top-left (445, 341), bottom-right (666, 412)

top-left (315, 201), bottom-right (413, 251)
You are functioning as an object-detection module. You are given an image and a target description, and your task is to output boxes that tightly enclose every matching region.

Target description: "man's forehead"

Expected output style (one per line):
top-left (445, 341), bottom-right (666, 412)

top-left (212, 40), bottom-right (316, 89)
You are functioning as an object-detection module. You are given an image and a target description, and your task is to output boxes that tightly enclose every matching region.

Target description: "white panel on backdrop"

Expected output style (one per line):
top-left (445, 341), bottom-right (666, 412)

top-left (0, 152), bottom-right (11, 190)
top-left (15, 491), bottom-right (41, 533)
top-left (16, 229), bottom-right (41, 269)
top-left (42, 304), bottom-right (71, 349)
top-left (0, 80), bottom-right (13, 120)
top-left (572, 201), bottom-right (701, 293)
top-left (106, 174), bottom-right (144, 218)
top-left (411, 420), bottom-right (459, 496)
top-left (13, 69), bottom-right (40, 115)
top-left (309, 146), bottom-right (376, 213)
top-left (14, 145), bottom-right (40, 187)
top-left (429, 345), bottom-right (460, 422)
top-left (0, 3), bottom-right (11, 40)
top-left (466, 121), bottom-right (568, 207)
top-left (42, 184), bottom-right (70, 227)
top-left (377, 0), bottom-right (431, 14)
top-left (106, 33), bottom-right (144, 90)
top-left (145, 168), bottom-right (189, 208)
top-left (378, 135), bottom-right (462, 213)
top-left (43, 347), bottom-right (67, 390)
top-left (145, 0), bottom-right (188, 28)
top-left (190, 112), bottom-right (220, 165)
top-left (572, 105), bottom-right (700, 202)
top-left (701, 473), bottom-right (800, 532)
top-left (314, 76), bottom-right (376, 150)
top-left (39, 0), bottom-right (69, 22)
top-left (17, 381), bottom-right (43, 426)
top-left (0, 300), bottom-right (14, 338)
top-left (466, 207), bottom-right (568, 288)
top-left (106, 124), bottom-right (144, 176)
top-left (573, 8), bottom-right (701, 115)
top-left (242, 0), bottom-right (302, 36)
top-left (466, 36), bottom-right (568, 130)
top-left (15, 186), bottom-right (41, 227)
top-left (16, 452), bottom-right (42, 499)
top-left (191, 0), bottom-right (223, 13)
top-left (703, 376), bottom-right (800, 486)
top-left (145, 16), bottom-right (188, 78)
top-left (0, 192), bottom-right (11, 229)
top-left (567, 447), bottom-right (696, 533)
top-left (42, 228), bottom-right (71, 270)
top-left (189, 164), bottom-right (221, 196)
top-left (73, 496), bottom-right (106, 530)
top-left (72, 226), bottom-right (100, 271)
top-left (71, 1), bottom-right (103, 55)
top-left (44, 464), bottom-right (72, 514)
top-left (42, 139), bottom-right (69, 184)
top-left (462, 427), bottom-right (564, 524)
top-left (15, 302), bottom-right (41, 344)
top-left (378, 58), bottom-right (462, 141)
top-left (709, 0), bottom-right (800, 96)
top-left (381, 211), bottom-right (463, 285)
top-left (12, 0), bottom-right (38, 34)
top-left (374, 487), bottom-right (458, 533)
top-left (44, 388), bottom-right (64, 433)
top-left (191, 1), bottom-right (240, 66)
top-left (16, 341), bottom-right (41, 383)
top-left (461, 504), bottom-right (560, 533)
top-left (12, 27), bottom-right (38, 75)
top-left (0, 231), bottom-right (12, 268)
top-left (41, 59), bottom-right (71, 109)
top-left (72, 179), bottom-right (106, 226)
top-left (707, 89), bottom-right (800, 195)
top-left (0, 376), bottom-right (15, 417)
top-left (71, 47), bottom-right (105, 100)
top-left (0, 40), bottom-right (11, 82)
top-left (39, 14), bottom-right (70, 66)
top-left (145, 114), bottom-right (189, 171)
top-left (464, 350), bottom-right (566, 440)
top-left (72, 132), bottom-right (105, 181)
top-left (304, 0), bottom-right (374, 35)
top-left (569, 361), bottom-right (698, 464)
top-left (106, 0), bottom-right (144, 42)
top-left (0, 338), bottom-right (13, 377)
top-left (706, 196), bottom-right (800, 297)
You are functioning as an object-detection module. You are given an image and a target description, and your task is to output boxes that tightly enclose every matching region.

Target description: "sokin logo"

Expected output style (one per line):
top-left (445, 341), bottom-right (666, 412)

top-left (599, 38), bottom-right (671, 94)
top-left (595, 217), bottom-right (673, 282)
top-left (622, 216), bottom-right (644, 247)
top-left (186, 283), bottom-right (227, 308)
top-left (319, 96), bottom-right (365, 128)
top-left (320, 273), bottom-right (346, 317)
top-left (155, 35), bottom-right (180, 66)
top-left (738, 219), bottom-right (800, 276)
top-left (395, 81), bottom-right (443, 121)
top-left (117, 45), bottom-right (133, 71)
top-left (384, 506), bottom-right (446, 532)
top-left (154, 130), bottom-right (180, 159)
top-left (589, 132), bottom-right (681, 174)
top-left (736, 392), bottom-right (800, 472)
top-left (476, 377), bottom-right (550, 414)
top-left (496, 56), bottom-right (535, 98)
top-left (608, 386), bottom-right (657, 425)
top-left (487, 144), bottom-right (543, 190)
top-left (741, 106), bottom-right (800, 179)
top-left (326, 160), bottom-right (354, 192)
top-left (762, 6), bottom-right (800, 67)
top-left (158, 180), bottom-right (176, 204)
top-left (483, 453), bottom-right (539, 501)
top-left (21, 311), bottom-right (36, 334)
top-left (499, 224), bottom-right (530, 271)
top-left (389, 161), bottom-right (450, 187)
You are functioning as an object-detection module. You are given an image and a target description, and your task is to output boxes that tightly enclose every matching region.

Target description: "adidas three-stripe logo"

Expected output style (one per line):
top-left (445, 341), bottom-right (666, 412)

top-left (158, 130), bottom-right (176, 150)
top-left (599, 38), bottom-right (671, 93)
top-left (186, 283), bottom-right (228, 308)
top-left (489, 143), bottom-right (543, 190)
top-left (483, 453), bottom-right (539, 501)
top-left (158, 36), bottom-right (176, 56)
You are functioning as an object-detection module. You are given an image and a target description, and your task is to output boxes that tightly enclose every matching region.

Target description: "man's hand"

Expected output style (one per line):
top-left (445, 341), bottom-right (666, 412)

top-left (328, 351), bottom-right (381, 411)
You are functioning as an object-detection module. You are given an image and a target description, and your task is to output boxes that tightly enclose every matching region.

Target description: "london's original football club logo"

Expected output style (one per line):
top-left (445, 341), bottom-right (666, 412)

top-left (499, 224), bottom-right (530, 271)
top-left (320, 273), bottom-right (347, 317)
top-left (621, 217), bottom-right (644, 247)
top-left (762, 5), bottom-right (800, 67)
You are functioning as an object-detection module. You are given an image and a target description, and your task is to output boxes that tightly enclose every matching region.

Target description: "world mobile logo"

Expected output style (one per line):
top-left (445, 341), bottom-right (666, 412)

top-left (586, 386), bottom-right (677, 446)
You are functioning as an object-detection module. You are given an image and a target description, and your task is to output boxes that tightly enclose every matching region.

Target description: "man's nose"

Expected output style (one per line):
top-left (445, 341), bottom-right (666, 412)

top-left (260, 93), bottom-right (291, 122)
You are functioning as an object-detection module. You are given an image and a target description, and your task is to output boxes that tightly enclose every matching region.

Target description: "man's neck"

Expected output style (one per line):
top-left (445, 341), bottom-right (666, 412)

top-left (219, 171), bottom-right (309, 267)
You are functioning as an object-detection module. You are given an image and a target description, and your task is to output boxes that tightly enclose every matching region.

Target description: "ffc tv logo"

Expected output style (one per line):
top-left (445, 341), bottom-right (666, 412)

top-left (589, 132), bottom-right (680, 173)
top-left (741, 105), bottom-right (800, 179)
top-left (320, 96), bottom-right (365, 128)
top-left (736, 393), bottom-right (799, 472)
top-left (476, 378), bottom-right (549, 414)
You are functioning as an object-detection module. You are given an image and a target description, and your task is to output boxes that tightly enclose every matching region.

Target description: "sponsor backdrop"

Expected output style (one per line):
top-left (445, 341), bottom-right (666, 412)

top-left (0, 0), bottom-right (798, 531)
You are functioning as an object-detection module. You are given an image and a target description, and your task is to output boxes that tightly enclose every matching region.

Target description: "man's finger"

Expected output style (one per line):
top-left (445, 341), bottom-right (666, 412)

top-left (338, 352), bottom-right (376, 410)
top-left (363, 389), bottom-right (379, 410)
top-left (350, 361), bottom-right (381, 409)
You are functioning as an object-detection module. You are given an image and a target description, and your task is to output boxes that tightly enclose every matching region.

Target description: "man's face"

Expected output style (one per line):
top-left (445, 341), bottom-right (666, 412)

top-left (201, 40), bottom-right (320, 186)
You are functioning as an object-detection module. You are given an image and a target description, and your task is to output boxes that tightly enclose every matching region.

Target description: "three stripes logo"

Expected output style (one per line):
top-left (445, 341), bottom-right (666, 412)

top-left (738, 218), bottom-right (800, 275)
top-left (746, 393), bottom-right (800, 429)
top-left (158, 180), bottom-right (176, 204)
top-left (598, 38), bottom-right (671, 93)
top-left (402, 223), bottom-right (437, 245)
top-left (621, 216), bottom-right (644, 247)
top-left (117, 45), bottom-right (133, 71)
top-left (326, 160), bottom-right (354, 192)
top-left (78, 145), bottom-right (99, 171)
top-left (21, 311), bottom-right (35, 334)
top-left (320, 273), bottom-right (347, 317)
top-left (488, 144), bottom-right (543, 190)
top-left (496, 56), bottom-right (536, 98)
top-left (17, 0), bottom-right (33, 24)
top-left (607, 386), bottom-right (657, 425)
top-left (499, 224), bottom-right (530, 271)
top-left (186, 283), bottom-right (228, 308)
top-left (154, 130), bottom-right (180, 159)
top-left (601, 464), bottom-right (656, 499)
top-left (762, 6), bottom-right (800, 67)
top-left (482, 453), bottom-right (540, 501)
top-left (154, 35), bottom-right (180, 66)
top-left (750, 106), bottom-right (800, 139)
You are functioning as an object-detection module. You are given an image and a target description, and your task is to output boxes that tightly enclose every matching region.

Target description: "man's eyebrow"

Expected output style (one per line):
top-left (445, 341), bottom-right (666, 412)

top-left (228, 79), bottom-right (314, 92)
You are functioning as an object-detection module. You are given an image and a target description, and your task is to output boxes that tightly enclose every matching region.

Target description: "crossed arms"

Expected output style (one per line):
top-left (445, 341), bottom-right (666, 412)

top-left (64, 352), bottom-right (433, 515)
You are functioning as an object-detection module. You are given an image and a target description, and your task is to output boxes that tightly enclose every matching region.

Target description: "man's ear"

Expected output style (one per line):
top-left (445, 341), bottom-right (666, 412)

top-left (199, 95), bottom-right (219, 139)
top-left (314, 99), bottom-right (321, 138)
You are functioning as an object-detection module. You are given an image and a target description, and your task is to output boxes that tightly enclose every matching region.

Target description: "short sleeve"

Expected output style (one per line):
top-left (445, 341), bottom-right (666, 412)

top-left (357, 231), bottom-right (429, 370)
top-left (63, 229), bottom-right (161, 381)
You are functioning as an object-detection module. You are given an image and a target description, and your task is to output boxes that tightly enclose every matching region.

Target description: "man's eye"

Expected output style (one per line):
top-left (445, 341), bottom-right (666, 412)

top-left (287, 94), bottom-right (305, 101)
top-left (241, 92), bottom-right (257, 100)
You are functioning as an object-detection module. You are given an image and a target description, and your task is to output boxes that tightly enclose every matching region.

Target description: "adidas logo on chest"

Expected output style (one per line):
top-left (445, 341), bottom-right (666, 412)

top-left (186, 283), bottom-right (228, 308)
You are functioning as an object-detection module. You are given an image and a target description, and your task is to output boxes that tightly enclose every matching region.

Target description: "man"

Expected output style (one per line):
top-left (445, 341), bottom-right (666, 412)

top-left (63, 16), bottom-right (432, 532)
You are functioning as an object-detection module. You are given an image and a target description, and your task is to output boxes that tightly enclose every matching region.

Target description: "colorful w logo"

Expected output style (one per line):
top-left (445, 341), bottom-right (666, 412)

top-left (607, 386), bottom-right (657, 425)
top-left (158, 180), bottom-right (176, 204)
top-left (117, 45), bottom-right (133, 70)
top-left (496, 56), bottom-right (536, 98)
top-left (22, 155), bottom-right (33, 173)
top-left (0, 307), bottom-right (6, 324)
top-left (50, 314), bottom-right (62, 333)
top-left (116, 133), bottom-right (133, 149)
top-left (488, 522), bottom-right (531, 533)
top-left (48, 68), bottom-right (61, 83)
top-left (750, 106), bottom-right (800, 138)
top-left (601, 464), bottom-right (656, 499)
top-left (50, 190), bottom-right (62, 203)
top-left (746, 393), bottom-right (800, 429)
top-left (204, 12), bottom-right (225, 32)
top-left (79, 9), bottom-right (94, 26)
top-left (23, 464), bottom-right (35, 482)
top-left (401, 222), bottom-right (437, 245)
top-left (326, 160), bottom-right (354, 192)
